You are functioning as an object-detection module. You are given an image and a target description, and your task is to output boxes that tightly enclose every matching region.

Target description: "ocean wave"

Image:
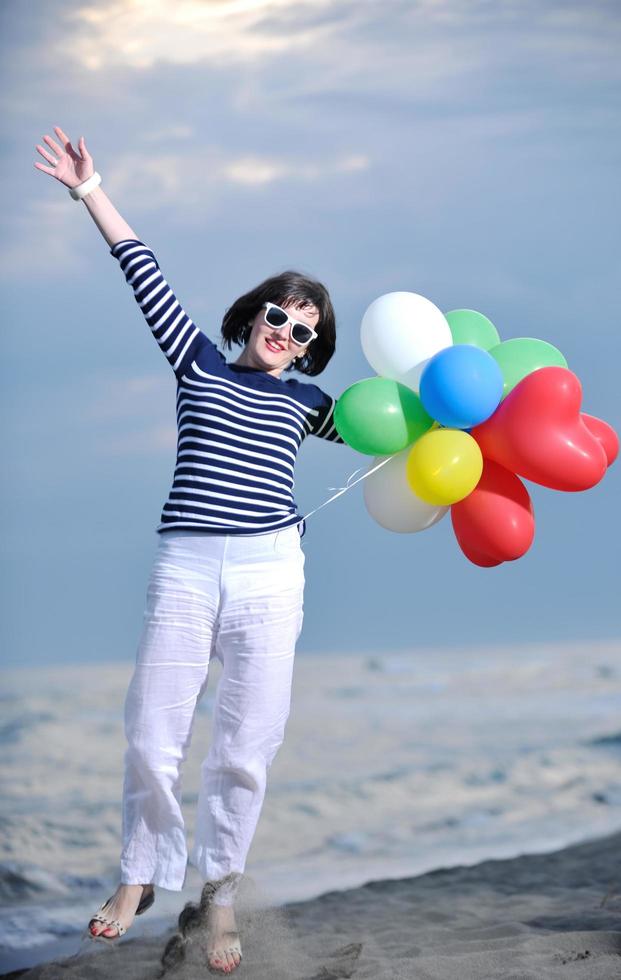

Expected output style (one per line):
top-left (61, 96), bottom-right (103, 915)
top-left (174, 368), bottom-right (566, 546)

top-left (0, 861), bottom-right (105, 904)
top-left (588, 730), bottom-right (621, 748)
top-left (0, 712), bottom-right (56, 745)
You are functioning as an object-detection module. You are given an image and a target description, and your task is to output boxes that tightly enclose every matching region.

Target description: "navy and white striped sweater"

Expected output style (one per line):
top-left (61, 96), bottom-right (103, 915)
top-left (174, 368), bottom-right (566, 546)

top-left (111, 240), bottom-right (345, 537)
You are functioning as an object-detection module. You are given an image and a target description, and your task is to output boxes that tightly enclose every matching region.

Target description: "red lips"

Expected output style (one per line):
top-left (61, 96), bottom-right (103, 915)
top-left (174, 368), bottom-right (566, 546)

top-left (265, 338), bottom-right (285, 352)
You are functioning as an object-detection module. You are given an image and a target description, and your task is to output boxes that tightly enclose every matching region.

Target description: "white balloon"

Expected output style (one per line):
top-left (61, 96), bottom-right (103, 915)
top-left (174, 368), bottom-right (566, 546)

top-left (360, 291), bottom-right (453, 392)
top-left (363, 449), bottom-right (448, 533)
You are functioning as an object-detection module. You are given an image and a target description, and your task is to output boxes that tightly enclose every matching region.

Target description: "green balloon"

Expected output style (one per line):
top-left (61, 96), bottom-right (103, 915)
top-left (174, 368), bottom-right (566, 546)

top-left (445, 309), bottom-right (501, 350)
top-left (334, 377), bottom-right (433, 455)
top-left (489, 337), bottom-right (568, 397)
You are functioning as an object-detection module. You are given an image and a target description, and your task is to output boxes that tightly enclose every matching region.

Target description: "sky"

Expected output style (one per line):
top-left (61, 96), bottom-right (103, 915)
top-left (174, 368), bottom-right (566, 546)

top-left (2, 0), bottom-right (620, 667)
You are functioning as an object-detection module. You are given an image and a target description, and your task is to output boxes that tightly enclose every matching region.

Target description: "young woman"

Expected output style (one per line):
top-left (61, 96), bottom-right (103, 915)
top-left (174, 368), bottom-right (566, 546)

top-left (34, 126), bottom-right (344, 975)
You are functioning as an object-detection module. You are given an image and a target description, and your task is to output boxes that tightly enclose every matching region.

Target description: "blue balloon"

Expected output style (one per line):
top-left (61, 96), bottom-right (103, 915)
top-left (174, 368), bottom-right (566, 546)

top-left (419, 345), bottom-right (504, 429)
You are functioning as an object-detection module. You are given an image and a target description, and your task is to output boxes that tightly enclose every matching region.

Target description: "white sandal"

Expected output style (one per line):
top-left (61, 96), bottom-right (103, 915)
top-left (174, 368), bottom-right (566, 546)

top-left (206, 929), bottom-right (243, 974)
top-left (88, 885), bottom-right (155, 941)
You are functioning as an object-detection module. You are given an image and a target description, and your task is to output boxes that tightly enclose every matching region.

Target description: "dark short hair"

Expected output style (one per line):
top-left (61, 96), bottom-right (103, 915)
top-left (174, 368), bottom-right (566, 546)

top-left (220, 270), bottom-right (337, 376)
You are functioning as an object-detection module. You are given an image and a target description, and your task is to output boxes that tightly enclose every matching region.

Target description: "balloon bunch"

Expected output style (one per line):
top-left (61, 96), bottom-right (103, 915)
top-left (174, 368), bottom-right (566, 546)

top-left (334, 294), bottom-right (618, 567)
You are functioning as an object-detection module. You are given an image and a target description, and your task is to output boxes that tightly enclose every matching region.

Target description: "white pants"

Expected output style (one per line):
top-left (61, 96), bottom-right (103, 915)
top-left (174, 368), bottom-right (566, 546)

top-left (120, 524), bottom-right (305, 905)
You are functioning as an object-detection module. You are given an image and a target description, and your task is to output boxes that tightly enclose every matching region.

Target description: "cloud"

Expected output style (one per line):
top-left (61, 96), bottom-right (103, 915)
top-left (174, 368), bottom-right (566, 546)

top-left (58, 0), bottom-right (337, 70)
top-left (104, 148), bottom-right (371, 202)
top-left (7, 141), bottom-right (369, 281)
top-left (220, 150), bottom-right (370, 185)
top-left (141, 124), bottom-right (196, 143)
top-left (7, 0), bottom-right (618, 283)
top-left (50, 0), bottom-right (491, 104)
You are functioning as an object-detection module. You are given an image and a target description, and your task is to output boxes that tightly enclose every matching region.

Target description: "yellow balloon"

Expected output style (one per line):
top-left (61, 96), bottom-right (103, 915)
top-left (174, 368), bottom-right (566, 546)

top-left (406, 428), bottom-right (483, 505)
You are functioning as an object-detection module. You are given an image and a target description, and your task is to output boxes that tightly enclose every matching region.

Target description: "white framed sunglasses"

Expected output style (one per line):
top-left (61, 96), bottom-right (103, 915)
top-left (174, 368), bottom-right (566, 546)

top-left (262, 302), bottom-right (319, 346)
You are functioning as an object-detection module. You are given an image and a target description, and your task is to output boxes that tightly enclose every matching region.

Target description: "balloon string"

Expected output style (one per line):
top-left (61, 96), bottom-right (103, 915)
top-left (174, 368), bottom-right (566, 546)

top-left (298, 456), bottom-right (392, 526)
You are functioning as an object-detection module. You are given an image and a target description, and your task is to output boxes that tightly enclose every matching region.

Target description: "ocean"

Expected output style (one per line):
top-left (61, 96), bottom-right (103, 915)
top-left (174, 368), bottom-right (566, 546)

top-left (1, 638), bottom-right (620, 973)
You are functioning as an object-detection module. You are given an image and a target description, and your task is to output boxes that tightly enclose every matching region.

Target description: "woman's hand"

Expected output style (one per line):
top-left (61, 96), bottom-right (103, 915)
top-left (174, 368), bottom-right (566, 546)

top-left (35, 124), bottom-right (139, 246)
top-left (34, 126), bottom-right (94, 189)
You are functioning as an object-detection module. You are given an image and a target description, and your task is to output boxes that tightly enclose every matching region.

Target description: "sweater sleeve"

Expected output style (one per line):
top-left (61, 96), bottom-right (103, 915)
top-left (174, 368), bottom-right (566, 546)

top-left (110, 239), bottom-right (221, 378)
top-left (310, 388), bottom-right (346, 443)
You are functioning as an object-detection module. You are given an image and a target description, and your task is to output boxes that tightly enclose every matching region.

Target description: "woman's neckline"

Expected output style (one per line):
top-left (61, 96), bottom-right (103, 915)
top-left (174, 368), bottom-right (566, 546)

top-left (228, 361), bottom-right (290, 384)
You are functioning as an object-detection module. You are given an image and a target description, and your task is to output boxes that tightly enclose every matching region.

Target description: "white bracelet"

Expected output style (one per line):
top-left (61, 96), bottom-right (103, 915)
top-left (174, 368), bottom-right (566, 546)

top-left (69, 172), bottom-right (102, 200)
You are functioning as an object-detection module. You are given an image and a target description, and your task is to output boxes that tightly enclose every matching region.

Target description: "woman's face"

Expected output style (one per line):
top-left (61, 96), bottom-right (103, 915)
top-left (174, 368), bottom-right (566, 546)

top-left (244, 299), bottom-right (320, 377)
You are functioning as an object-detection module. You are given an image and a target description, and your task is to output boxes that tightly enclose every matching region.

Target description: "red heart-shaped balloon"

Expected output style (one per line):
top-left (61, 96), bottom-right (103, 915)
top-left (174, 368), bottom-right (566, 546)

top-left (460, 546), bottom-right (504, 568)
top-left (451, 460), bottom-right (535, 566)
top-left (581, 412), bottom-right (619, 467)
top-left (471, 367), bottom-right (608, 491)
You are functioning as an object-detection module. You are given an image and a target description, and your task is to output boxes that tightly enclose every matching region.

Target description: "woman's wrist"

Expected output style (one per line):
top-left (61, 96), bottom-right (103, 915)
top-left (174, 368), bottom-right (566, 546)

top-left (68, 171), bottom-right (101, 200)
top-left (80, 184), bottom-right (105, 207)
top-left (78, 182), bottom-right (140, 248)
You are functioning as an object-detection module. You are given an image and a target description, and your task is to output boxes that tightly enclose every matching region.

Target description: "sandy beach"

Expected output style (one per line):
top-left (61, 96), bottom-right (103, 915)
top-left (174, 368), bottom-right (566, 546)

top-left (2, 827), bottom-right (620, 979)
top-left (2, 642), bottom-right (621, 978)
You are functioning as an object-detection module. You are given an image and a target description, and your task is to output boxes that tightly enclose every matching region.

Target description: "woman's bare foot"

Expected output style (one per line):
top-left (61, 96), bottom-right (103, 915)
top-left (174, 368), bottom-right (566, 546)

top-left (205, 903), bottom-right (242, 974)
top-left (89, 883), bottom-right (154, 938)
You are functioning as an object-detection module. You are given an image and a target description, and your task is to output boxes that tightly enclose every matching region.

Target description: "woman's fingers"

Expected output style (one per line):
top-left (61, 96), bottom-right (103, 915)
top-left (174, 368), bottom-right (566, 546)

top-left (34, 161), bottom-right (57, 175)
top-left (54, 126), bottom-right (80, 160)
top-left (54, 125), bottom-right (70, 143)
top-left (53, 125), bottom-right (82, 162)
top-left (34, 142), bottom-right (59, 176)
top-left (78, 136), bottom-right (91, 159)
top-left (36, 143), bottom-right (58, 166)
top-left (43, 133), bottom-right (64, 156)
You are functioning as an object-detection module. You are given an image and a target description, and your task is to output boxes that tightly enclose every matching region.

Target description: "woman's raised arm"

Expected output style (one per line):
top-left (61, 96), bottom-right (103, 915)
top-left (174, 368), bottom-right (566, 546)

top-left (34, 125), bottom-right (138, 247)
top-left (34, 124), bottom-right (224, 379)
